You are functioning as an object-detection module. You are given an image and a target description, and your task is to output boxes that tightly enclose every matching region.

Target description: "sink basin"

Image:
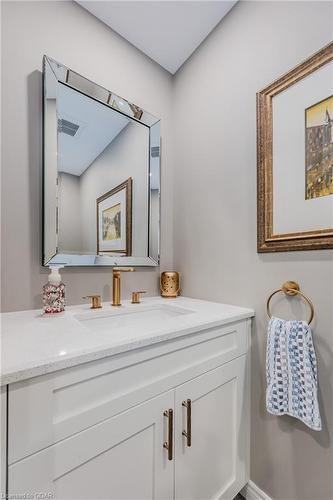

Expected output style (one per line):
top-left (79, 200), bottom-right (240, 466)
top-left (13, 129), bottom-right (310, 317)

top-left (74, 304), bottom-right (194, 332)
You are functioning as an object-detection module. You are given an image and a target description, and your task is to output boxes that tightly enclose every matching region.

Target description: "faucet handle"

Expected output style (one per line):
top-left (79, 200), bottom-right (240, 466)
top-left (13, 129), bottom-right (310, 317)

top-left (131, 291), bottom-right (146, 304)
top-left (82, 295), bottom-right (102, 309)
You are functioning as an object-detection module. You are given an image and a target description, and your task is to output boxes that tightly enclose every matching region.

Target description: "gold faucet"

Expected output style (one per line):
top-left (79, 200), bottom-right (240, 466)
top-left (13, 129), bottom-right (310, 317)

top-left (82, 295), bottom-right (102, 309)
top-left (112, 267), bottom-right (135, 306)
top-left (131, 291), bottom-right (146, 304)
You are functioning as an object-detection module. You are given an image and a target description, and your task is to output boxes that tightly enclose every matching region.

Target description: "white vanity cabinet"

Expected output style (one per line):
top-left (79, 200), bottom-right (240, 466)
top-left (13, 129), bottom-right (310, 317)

top-left (9, 391), bottom-right (175, 500)
top-left (5, 313), bottom-right (251, 500)
top-left (174, 356), bottom-right (247, 500)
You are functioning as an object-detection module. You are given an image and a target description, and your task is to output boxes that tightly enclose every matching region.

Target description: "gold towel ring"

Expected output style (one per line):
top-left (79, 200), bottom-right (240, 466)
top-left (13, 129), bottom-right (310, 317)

top-left (267, 281), bottom-right (314, 325)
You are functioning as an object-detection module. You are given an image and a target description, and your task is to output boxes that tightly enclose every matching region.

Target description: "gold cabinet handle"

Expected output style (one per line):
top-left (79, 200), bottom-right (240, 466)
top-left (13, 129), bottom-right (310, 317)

top-left (163, 409), bottom-right (173, 460)
top-left (182, 399), bottom-right (192, 447)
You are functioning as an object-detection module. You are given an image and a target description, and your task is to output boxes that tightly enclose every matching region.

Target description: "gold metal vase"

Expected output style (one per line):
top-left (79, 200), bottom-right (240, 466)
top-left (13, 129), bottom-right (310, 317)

top-left (160, 271), bottom-right (180, 298)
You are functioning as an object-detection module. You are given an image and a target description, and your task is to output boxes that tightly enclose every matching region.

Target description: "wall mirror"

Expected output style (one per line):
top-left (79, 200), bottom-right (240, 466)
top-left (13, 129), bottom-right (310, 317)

top-left (43, 56), bottom-right (160, 266)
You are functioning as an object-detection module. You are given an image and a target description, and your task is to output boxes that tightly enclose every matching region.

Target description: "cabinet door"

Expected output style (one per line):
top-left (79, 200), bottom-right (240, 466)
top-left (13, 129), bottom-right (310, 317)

top-left (9, 391), bottom-right (174, 500)
top-left (174, 356), bottom-right (249, 500)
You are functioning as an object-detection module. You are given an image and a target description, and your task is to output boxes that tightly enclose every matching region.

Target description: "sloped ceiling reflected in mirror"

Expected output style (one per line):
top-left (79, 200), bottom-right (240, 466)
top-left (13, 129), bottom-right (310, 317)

top-left (57, 84), bottom-right (130, 176)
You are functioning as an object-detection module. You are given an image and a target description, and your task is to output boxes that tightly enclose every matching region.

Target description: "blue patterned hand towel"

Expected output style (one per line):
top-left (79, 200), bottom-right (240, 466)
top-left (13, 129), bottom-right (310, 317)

top-left (266, 317), bottom-right (322, 431)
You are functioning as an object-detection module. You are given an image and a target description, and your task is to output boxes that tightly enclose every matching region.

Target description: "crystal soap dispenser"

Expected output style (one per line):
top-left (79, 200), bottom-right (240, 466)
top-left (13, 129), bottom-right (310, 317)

top-left (43, 265), bottom-right (65, 314)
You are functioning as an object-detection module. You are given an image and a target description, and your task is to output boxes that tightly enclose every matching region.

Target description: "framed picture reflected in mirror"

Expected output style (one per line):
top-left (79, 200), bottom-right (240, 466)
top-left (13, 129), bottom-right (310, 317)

top-left (96, 178), bottom-right (132, 255)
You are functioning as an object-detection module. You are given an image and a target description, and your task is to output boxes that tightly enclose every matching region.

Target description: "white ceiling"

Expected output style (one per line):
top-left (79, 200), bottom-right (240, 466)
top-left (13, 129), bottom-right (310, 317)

top-left (77, 1), bottom-right (237, 74)
top-left (58, 83), bottom-right (130, 176)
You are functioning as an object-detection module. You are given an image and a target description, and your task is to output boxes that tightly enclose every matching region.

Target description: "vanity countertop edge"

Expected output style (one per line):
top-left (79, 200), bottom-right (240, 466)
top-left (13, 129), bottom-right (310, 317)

top-left (0, 296), bottom-right (254, 386)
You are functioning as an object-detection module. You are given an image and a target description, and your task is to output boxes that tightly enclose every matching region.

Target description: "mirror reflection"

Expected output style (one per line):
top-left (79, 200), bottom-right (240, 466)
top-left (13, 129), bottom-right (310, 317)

top-left (43, 57), bottom-right (160, 266)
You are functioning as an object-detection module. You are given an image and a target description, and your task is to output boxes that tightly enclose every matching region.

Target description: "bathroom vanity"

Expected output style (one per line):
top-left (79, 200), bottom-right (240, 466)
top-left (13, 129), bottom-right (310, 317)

top-left (0, 297), bottom-right (253, 500)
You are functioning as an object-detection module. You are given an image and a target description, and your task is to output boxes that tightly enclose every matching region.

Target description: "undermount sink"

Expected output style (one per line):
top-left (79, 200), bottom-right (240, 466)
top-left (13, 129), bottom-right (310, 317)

top-left (74, 303), bottom-right (194, 332)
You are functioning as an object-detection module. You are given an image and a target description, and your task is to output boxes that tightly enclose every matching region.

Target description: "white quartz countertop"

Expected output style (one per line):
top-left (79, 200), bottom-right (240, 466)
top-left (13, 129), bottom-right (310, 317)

top-left (0, 296), bottom-right (254, 386)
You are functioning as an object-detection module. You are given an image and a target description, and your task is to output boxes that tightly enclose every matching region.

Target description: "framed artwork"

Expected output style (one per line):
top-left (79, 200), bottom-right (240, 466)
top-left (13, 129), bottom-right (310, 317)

top-left (96, 178), bottom-right (132, 255)
top-left (257, 42), bottom-right (333, 252)
top-left (305, 95), bottom-right (333, 199)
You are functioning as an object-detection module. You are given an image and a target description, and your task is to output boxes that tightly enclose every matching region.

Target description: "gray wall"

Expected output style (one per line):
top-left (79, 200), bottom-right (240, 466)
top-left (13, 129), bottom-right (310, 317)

top-left (173, 2), bottom-right (333, 499)
top-left (1, 0), bottom-right (174, 311)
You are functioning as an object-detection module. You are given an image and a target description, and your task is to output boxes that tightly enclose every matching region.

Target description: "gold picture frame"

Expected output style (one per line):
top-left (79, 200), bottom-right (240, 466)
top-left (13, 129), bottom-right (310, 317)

top-left (257, 42), bottom-right (333, 252)
top-left (96, 178), bottom-right (132, 255)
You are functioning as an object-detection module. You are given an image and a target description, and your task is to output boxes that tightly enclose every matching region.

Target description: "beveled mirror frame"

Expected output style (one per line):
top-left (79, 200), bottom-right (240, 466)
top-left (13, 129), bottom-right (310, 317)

top-left (43, 56), bottom-right (161, 267)
top-left (257, 42), bottom-right (333, 252)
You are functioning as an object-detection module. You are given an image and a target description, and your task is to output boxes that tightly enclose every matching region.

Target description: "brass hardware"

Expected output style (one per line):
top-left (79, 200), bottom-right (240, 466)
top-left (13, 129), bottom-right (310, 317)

top-left (281, 281), bottom-right (300, 296)
top-left (182, 399), bottom-right (192, 447)
top-left (112, 267), bottom-right (135, 307)
top-left (267, 281), bottom-right (314, 325)
top-left (163, 409), bottom-right (173, 461)
top-left (82, 295), bottom-right (102, 309)
top-left (131, 291), bottom-right (146, 304)
top-left (160, 271), bottom-right (180, 298)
